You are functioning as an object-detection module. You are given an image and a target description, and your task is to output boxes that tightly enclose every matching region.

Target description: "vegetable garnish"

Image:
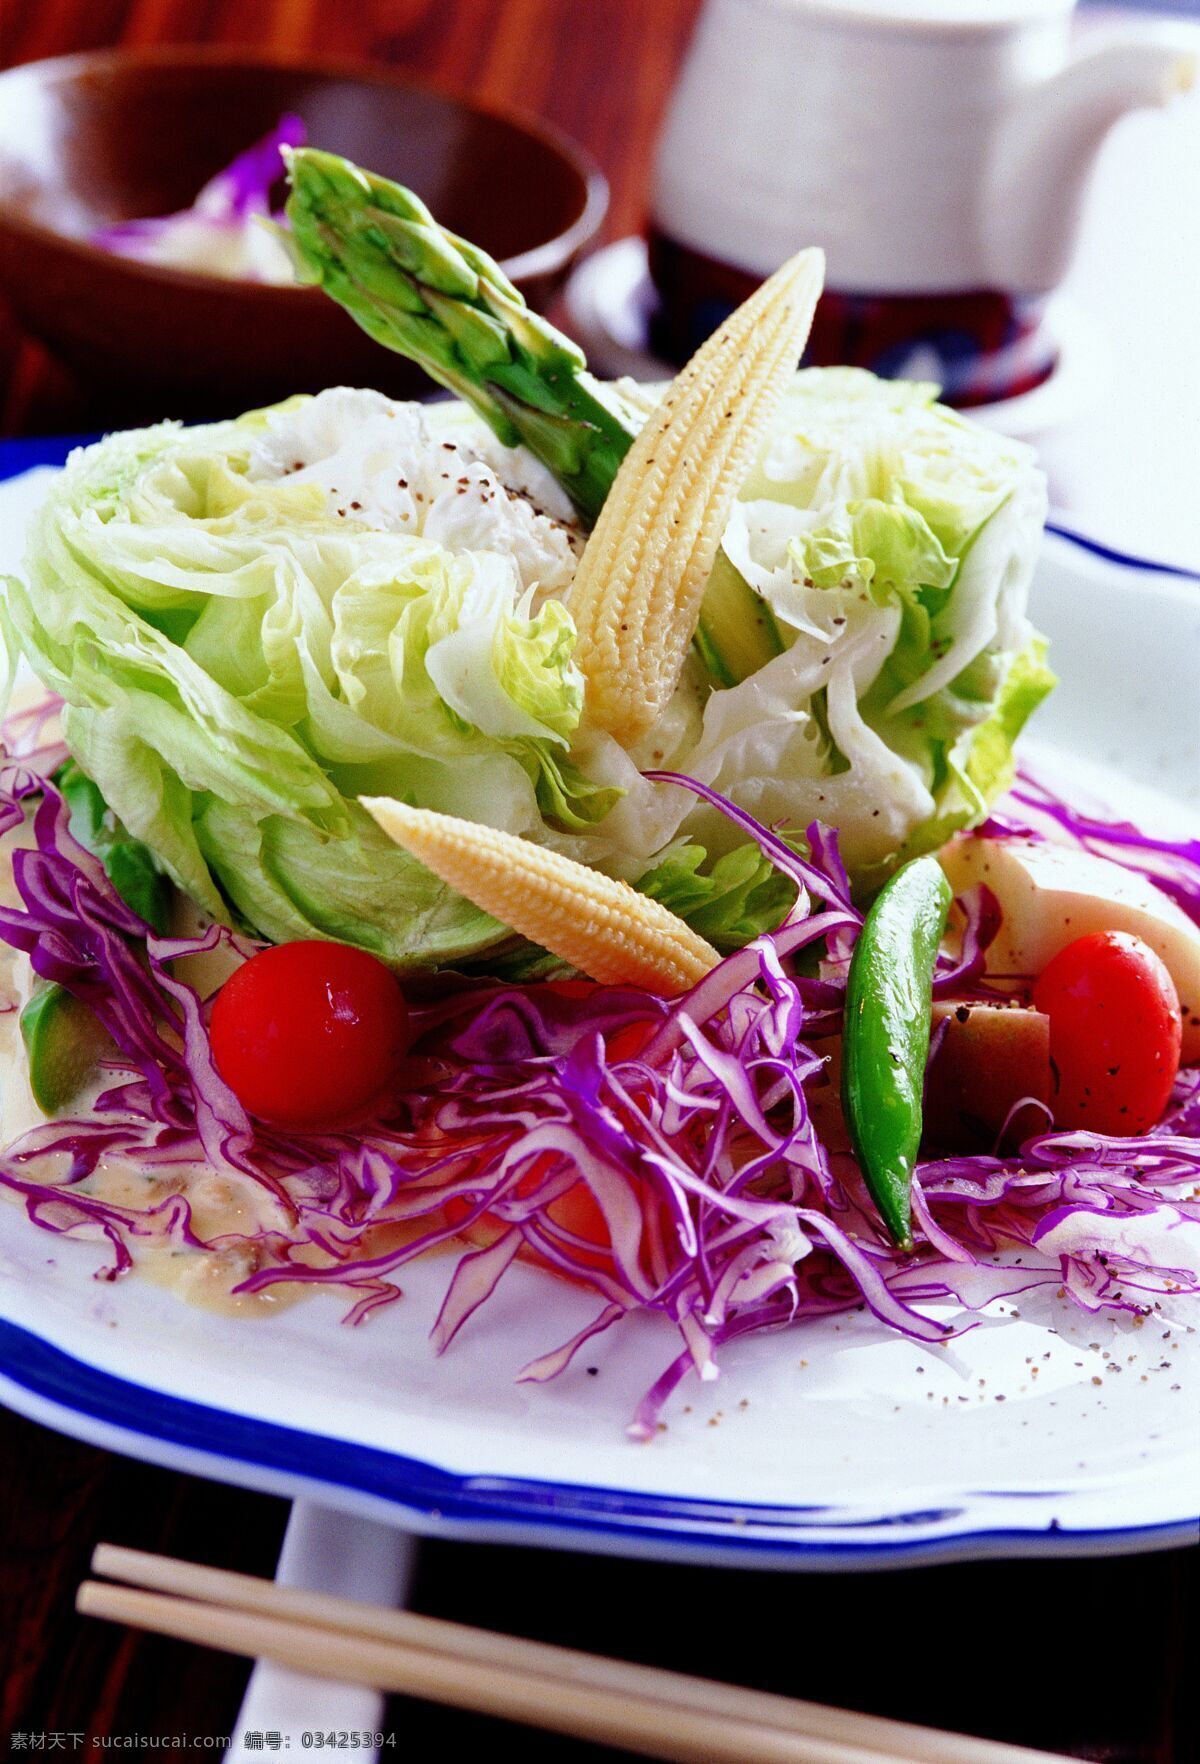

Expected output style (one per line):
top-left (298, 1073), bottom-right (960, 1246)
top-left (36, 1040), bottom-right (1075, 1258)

top-left (0, 746), bottom-right (1197, 1438)
top-left (1032, 932), bottom-right (1182, 1136)
top-left (842, 857), bottom-right (953, 1250)
top-left (567, 245), bottom-right (824, 742)
top-left (361, 797), bottom-right (719, 994)
top-left (93, 114), bottom-right (307, 283)
top-left (210, 941), bottom-right (411, 1129)
top-left (282, 149), bottom-right (1053, 876)
top-left (285, 148), bottom-right (637, 523)
top-left (0, 374), bottom-right (1051, 958)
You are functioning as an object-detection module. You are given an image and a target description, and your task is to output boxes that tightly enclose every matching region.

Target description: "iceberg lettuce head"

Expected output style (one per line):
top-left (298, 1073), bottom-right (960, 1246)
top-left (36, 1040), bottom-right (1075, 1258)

top-left (583, 369), bottom-right (1053, 882)
top-left (1, 391), bottom-right (605, 965)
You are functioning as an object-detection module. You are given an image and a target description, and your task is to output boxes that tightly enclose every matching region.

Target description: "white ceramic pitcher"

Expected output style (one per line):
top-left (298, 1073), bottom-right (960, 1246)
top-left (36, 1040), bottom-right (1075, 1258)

top-left (654, 0), bottom-right (1197, 292)
top-left (648, 0), bottom-right (1197, 397)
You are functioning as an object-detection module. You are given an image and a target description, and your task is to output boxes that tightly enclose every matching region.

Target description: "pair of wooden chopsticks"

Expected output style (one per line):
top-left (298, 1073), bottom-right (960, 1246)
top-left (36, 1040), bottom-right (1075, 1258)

top-left (79, 1543), bottom-right (1073, 1764)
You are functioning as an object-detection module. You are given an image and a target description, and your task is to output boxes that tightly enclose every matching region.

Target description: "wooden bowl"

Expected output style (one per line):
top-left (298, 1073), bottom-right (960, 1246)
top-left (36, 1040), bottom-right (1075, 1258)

top-left (0, 47), bottom-right (607, 423)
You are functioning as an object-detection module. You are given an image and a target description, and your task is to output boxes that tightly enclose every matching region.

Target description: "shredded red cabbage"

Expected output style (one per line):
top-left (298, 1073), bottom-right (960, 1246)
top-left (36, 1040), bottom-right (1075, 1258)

top-left (92, 115), bottom-right (306, 270)
top-left (4, 691), bottom-right (68, 776)
top-left (0, 745), bottom-right (1196, 1438)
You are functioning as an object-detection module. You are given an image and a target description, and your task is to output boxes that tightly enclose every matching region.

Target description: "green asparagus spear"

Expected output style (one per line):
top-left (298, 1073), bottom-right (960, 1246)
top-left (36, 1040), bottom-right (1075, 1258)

top-left (284, 147), bottom-right (639, 523)
top-left (285, 147), bottom-right (788, 681)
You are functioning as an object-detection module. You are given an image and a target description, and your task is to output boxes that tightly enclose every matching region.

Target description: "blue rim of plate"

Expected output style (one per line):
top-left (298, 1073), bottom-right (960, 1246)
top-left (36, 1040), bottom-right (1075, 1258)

top-left (0, 445), bottom-right (1196, 1567)
top-left (3, 1314), bottom-right (1197, 1567)
top-left (1044, 520), bottom-right (1200, 583)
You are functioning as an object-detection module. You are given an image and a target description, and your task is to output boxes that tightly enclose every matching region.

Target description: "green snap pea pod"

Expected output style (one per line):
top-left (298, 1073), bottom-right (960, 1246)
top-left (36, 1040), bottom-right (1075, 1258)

top-left (841, 855), bottom-right (953, 1250)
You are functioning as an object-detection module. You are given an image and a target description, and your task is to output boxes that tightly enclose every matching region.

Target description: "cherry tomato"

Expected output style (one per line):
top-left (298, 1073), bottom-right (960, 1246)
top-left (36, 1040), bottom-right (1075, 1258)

top-left (210, 940), bottom-right (410, 1129)
top-left (539, 978), bottom-right (656, 1062)
top-left (445, 979), bottom-right (659, 1275)
top-left (448, 1154), bottom-right (615, 1274)
top-left (1032, 931), bottom-right (1181, 1135)
top-left (448, 1127), bottom-right (661, 1284)
top-left (539, 980), bottom-right (599, 1001)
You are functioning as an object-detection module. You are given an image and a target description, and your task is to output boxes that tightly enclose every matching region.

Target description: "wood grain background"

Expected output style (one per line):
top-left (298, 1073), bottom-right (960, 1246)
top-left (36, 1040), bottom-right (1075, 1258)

top-left (0, 4), bottom-right (1196, 1760)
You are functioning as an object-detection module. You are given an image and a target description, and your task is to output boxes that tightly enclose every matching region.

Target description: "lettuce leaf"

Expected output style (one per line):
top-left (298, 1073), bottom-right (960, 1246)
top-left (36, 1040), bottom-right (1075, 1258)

top-left (636, 841), bottom-right (797, 950)
top-left (612, 367), bottom-right (1052, 878)
top-left (1, 395), bottom-right (598, 966)
top-left (878, 634), bottom-right (1058, 875)
top-left (786, 498), bottom-right (955, 600)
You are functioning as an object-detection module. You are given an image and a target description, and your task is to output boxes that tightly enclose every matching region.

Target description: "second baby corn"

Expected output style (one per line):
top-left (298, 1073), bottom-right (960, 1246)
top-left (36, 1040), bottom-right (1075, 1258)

top-left (361, 798), bottom-right (720, 995)
top-left (567, 247), bottom-right (825, 745)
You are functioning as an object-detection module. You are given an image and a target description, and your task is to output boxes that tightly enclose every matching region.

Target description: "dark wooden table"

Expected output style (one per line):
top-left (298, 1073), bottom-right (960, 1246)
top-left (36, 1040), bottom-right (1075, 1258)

top-left (0, 4), bottom-right (1195, 1760)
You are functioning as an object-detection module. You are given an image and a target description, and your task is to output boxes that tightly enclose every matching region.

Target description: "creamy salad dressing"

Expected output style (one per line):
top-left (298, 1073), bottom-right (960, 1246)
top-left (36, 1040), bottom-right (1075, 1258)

top-left (78, 1159), bottom-right (443, 1315)
top-left (0, 817), bottom-right (451, 1315)
top-left (0, 820), bottom-right (44, 1148)
top-left (0, 822), bottom-right (314, 1314)
top-left (82, 1156), bottom-right (296, 1315)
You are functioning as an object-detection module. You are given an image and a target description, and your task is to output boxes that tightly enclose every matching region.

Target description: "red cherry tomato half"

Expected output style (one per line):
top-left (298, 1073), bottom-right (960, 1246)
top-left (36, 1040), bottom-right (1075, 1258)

top-left (444, 977), bottom-right (659, 1276)
top-left (210, 941), bottom-right (411, 1129)
top-left (447, 1152), bottom-right (615, 1279)
top-left (539, 978), bottom-right (656, 1062)
top-left (447, 1126), bottom-right (666, 1287)
top-left (1032, 931), bottom-right (1181, 1136)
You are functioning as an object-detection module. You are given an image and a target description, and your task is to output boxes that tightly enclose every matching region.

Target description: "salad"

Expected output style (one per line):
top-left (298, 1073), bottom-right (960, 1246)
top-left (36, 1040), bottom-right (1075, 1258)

top-left (92, 116), bottom-right (306, 283)
top-left (0, 148), bottom-right (1196, 1438)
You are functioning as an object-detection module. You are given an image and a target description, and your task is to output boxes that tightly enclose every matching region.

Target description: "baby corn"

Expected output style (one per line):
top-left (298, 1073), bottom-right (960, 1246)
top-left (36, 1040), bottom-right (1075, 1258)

top-left (568, 247), bottom-right (825, 744)
top-left (361, 797), bottom-right (719, 995)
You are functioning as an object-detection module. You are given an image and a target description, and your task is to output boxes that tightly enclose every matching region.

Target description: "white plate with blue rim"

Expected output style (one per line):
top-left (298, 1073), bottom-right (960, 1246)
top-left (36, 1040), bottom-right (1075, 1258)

top-left (0, 442), bottom-right (1197, 1570)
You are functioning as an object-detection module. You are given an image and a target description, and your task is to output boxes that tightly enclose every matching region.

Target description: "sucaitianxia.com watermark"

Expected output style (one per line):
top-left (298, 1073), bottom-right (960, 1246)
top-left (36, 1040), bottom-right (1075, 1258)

top-left (9, 1739), bottom-right (231, 1752)
top-left (12, 1737), bottom-right (397, 1753)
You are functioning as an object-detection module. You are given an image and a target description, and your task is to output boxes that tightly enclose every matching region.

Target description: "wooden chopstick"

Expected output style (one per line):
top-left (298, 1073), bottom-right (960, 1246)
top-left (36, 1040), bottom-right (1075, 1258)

top-left (80, 1544), bottom-right (1074, 1764)
top-left (77, 1579), bottom-right (890, 1764)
